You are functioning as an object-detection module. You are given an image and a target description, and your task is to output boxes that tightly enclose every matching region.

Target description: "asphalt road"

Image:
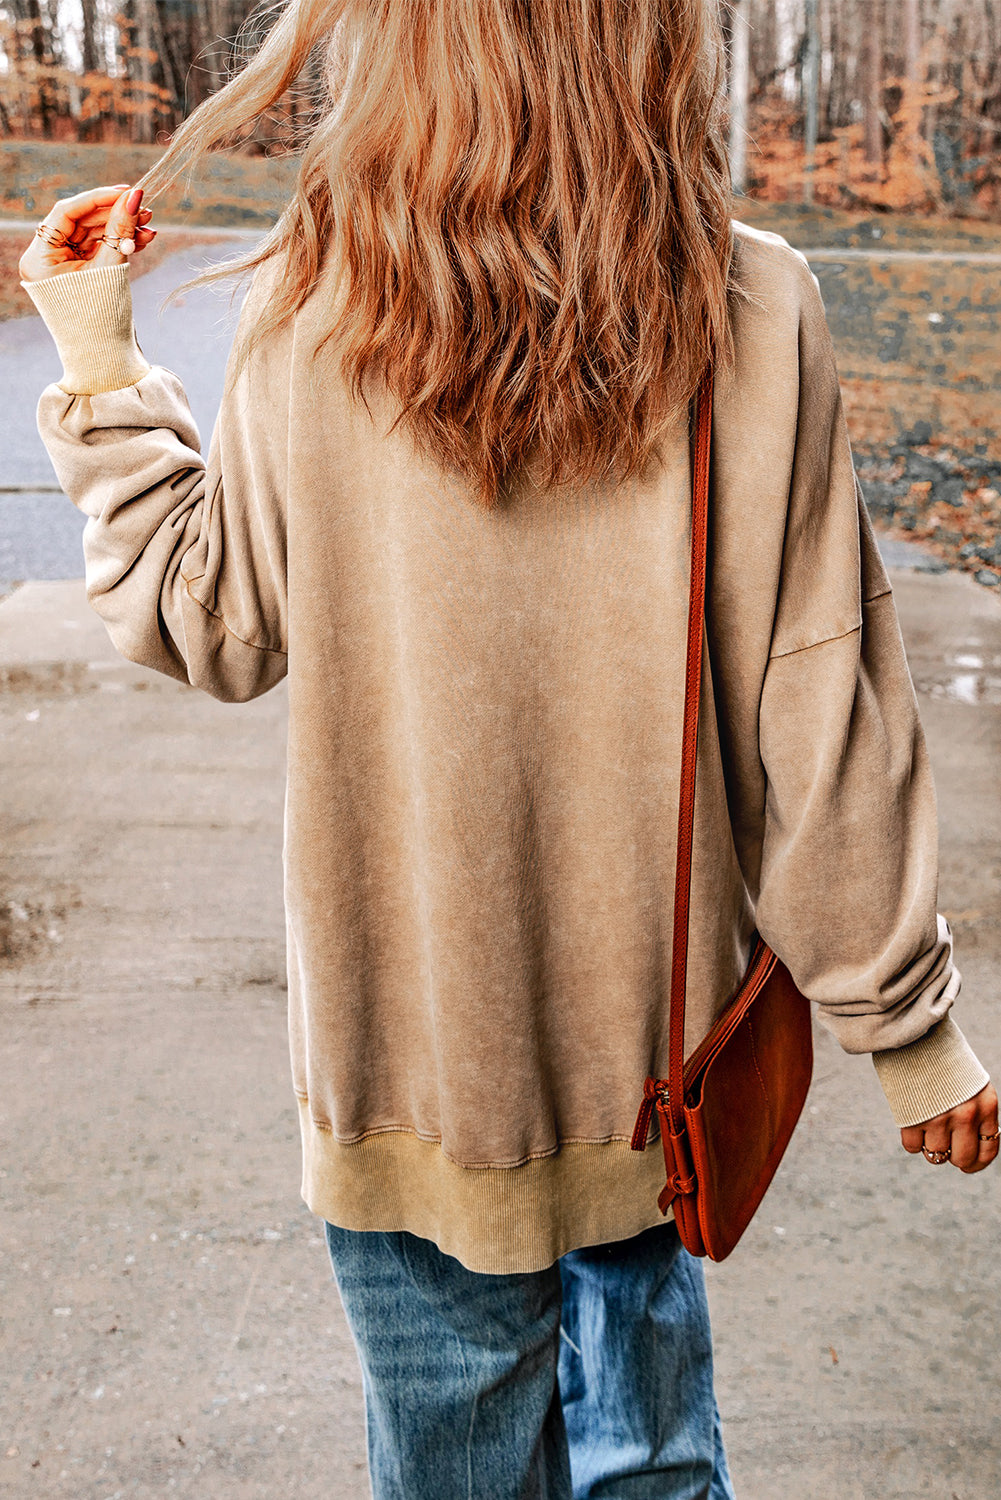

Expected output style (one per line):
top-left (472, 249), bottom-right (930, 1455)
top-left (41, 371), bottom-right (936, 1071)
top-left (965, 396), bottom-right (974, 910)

top-left (0, 239), bottom-right (259, 595)
top-left (1, 567), bottom-right (998, 1500)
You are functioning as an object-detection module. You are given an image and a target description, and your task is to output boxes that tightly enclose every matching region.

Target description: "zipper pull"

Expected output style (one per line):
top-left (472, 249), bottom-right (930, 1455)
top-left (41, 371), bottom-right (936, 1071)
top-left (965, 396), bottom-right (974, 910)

top-left (630, 1076), bottom-right (668, 1151)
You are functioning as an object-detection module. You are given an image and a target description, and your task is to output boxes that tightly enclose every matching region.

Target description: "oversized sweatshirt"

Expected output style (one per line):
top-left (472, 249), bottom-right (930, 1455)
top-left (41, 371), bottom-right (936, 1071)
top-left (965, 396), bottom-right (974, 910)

top-left (22, 221), bottom-right (990, 1273)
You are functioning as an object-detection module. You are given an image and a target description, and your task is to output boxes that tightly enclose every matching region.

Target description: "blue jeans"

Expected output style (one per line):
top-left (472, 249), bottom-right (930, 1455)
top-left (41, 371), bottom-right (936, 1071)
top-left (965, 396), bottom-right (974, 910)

top-left (324, 1218), bottom-right (736, 1500)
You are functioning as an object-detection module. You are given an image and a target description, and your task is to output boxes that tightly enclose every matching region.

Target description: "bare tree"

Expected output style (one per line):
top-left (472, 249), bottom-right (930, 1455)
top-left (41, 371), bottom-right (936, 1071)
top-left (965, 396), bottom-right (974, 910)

top-left (803, 0), bottom-right (821, 201)
top-left (133, 0), bottom-right (155, 143)
top-left (903, 0), bottom-right (922, 86)
top-left (728, 0), bottom-right (752, 196)
top-left (863, 0), bottom-right (884, 167)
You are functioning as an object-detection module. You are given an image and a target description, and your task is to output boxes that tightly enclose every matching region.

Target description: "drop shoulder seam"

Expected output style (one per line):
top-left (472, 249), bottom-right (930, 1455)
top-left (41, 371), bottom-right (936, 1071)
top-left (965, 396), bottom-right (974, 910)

top-left (767, 589), bottom-right (894, 663)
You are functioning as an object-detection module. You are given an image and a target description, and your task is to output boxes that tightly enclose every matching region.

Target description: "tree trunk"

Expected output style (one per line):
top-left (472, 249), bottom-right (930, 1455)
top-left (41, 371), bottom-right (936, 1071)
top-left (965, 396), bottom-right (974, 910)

top-left (824, 0), bottom-right (848, 132)
top-left (132, 0), bottom-right (153, 143)
top-left (205, 0), bottom-right (231, 98)
top-left (899, 0), bottom-right (926, 199)
top-left (78, 0), bottom-right (101, 138)
top-left (863, 0), bottom-right (883, 168)
top-left (749, 0), bottom-right (777, 99)
top-left (154, 0), bottom-right (184, 127)
top-left (903, 0), bottom-right (922, 87)
top-left (803, 0), bottom-right (820, 203)
top-left (728, 0), bottom-right (751, 196)
top-left (25, 0), bottom-right (54, 138)
top-left (80, 0), bottom-right (99, 73)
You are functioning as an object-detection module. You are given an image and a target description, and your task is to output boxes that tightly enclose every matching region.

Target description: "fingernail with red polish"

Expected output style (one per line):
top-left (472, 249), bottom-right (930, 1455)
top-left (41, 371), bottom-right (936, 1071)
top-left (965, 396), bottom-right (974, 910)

top-left (126, 187), bottom-right (144, 215)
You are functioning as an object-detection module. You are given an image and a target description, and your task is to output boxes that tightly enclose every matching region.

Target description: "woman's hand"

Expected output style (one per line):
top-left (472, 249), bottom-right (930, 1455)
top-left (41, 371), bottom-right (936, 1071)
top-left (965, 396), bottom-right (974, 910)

top-left (901, 1082), bottom-right (999, 1172)
top-left (19, 185), bottom-right (156, 284)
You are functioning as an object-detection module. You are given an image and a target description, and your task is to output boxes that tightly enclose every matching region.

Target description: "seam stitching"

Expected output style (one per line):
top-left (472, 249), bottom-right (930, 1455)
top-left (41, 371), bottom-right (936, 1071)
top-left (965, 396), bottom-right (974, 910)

top-left (181, 573), bottom-right (287, 658)
top-left (296, 1109), bottom-right (637, 1169)
top-left (747, 1017), bottom-right (770, 1112)
top-left (767, 589), bottom-right (894, 662)
top-left (768, 621), bottom-right (861, 662)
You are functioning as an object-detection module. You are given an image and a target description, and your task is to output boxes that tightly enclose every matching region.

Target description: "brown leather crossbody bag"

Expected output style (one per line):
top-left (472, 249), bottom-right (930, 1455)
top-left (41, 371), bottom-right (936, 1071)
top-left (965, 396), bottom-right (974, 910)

top-left (630, 368), bottom-right (814, 1262)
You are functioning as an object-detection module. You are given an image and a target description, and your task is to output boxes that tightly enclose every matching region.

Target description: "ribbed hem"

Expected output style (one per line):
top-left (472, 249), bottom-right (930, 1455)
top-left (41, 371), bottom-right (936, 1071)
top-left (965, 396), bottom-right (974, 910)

top-left (298, 1099), bottom-right (673, 1274)
top-left (872, 1015), bottom-right (990, 1127)
top-left (21, 262), bottom-right (152, 395)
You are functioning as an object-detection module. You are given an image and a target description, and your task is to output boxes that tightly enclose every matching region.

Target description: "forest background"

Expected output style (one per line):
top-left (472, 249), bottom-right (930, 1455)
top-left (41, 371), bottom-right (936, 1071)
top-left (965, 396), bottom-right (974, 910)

top-left (1, 0), bottom-right (999, 219)
top-left (1, 0), bottom-right (1000, 585)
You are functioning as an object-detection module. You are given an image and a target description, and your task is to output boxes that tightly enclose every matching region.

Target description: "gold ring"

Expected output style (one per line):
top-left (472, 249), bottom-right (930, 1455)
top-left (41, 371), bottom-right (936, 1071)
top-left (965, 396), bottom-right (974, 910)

top-left (98, 233), bottom-right (136, 256)
top-left (979, 1130), bottom-right (1000, 1142)
top-left (922, 1147), bottom-right (951, 1164)
top-left (35, 222), bottom-right (86, 257)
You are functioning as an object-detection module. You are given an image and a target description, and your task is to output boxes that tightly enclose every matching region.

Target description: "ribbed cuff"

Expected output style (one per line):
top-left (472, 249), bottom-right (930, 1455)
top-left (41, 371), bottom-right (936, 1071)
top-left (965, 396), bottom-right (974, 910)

top-left (21, 262), bottom-right (152, 395)
top-left (872, 1015), bottom-right (990, 1127)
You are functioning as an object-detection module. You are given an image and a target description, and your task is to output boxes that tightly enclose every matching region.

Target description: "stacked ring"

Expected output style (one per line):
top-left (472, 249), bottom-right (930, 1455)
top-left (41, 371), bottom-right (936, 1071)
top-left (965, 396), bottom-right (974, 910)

top-left (979, 1129), bottom-right (1000, 1142)
top-left (97, 232), bottom-right (135, 255)
top-left (35, 222), bottom-right (86, 257)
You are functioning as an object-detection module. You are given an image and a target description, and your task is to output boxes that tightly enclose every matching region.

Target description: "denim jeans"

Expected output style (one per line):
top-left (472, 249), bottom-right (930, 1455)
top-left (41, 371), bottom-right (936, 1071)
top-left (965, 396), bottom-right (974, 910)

top-left (324, 1218), bottom-right (736, 1500)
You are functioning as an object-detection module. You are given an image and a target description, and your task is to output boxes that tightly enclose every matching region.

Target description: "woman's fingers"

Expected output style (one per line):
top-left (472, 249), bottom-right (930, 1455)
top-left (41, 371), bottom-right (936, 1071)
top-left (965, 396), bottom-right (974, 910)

top-left (91, 187), bottom-right (145, 268)
top-left (20, 185), bottom-right (154, 283)
top-left (972, 1086), bottom-right (1000, 1173)
top-left (130, 225), bottom-right (158, 256)
top-left (942, 1096), bottom-right (979, 1170)
top-left (66, 225), bottom-right (155, 262)
top-left (59, 202), bottom-right (152, 231)
top-left (901, 1083), bottom-right (1000, 1175)
top-left (920, 1116), bottom-right (953, 1165)
top-left (43, 183), bottom-right (132, 236)
top-left (976, 1133), bottom-right (1001, 1169)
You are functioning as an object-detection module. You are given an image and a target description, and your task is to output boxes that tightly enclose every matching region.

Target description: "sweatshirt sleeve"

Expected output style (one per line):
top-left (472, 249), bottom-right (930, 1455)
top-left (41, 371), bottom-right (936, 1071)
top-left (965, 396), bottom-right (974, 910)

top-left (23, 260), bottom-right (289, 703)
top-left (751, 253), bottom-right (989, 1129)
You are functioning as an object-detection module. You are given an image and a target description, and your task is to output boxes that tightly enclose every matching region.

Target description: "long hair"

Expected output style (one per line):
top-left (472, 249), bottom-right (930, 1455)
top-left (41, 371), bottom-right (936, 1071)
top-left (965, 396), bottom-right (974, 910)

top-left (137, 0), bottom-right (734, 510)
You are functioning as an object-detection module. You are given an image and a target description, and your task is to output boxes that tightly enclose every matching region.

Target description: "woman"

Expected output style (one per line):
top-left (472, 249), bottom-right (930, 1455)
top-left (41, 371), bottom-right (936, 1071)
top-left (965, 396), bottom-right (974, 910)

top-left (19, 1), bottom-right (998, 1495)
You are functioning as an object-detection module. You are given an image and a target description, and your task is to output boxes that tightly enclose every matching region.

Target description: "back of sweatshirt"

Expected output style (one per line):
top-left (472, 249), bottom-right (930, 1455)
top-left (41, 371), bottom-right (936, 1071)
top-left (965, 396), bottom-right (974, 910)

top-left (23, 220), bottom-right (989, 1272)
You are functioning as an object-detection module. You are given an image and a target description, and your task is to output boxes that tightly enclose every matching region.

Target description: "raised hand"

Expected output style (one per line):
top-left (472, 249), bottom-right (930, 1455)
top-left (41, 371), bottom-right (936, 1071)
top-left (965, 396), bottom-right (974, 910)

top-left (19, 185), bottom-right (156, 284)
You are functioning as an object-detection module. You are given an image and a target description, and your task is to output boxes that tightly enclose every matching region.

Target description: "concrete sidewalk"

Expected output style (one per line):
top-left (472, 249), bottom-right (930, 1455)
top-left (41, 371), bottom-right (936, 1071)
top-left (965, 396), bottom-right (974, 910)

top-left (1, 569), bottom-right (999, 1500)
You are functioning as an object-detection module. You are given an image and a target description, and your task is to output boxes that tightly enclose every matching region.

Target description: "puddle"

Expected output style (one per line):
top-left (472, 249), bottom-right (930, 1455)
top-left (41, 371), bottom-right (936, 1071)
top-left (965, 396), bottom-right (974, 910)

top-left (0, 661), bottom-right (163, 695)
top-left (0, 893), bottom-right (79, 964)
top-left (914, 644), bottom-right (1001, 705)
top-left (0, 661), bottom-right (90, 695)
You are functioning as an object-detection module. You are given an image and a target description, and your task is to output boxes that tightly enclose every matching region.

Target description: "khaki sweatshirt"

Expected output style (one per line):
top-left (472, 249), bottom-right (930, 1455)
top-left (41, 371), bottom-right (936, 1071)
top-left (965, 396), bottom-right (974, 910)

top-left (23, 222), bottom-right (990, 1273)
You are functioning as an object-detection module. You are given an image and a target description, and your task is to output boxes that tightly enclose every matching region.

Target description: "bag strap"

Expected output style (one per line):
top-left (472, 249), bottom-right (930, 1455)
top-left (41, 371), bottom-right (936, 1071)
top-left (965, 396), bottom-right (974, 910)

top-left (664, 365), bottom-right (714, 1140)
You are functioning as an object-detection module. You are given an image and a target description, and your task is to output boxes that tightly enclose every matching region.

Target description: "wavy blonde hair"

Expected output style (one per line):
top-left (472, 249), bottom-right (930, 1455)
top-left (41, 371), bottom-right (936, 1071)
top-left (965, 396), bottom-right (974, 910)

top-left (137, 0), bottom-right (734, 509)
